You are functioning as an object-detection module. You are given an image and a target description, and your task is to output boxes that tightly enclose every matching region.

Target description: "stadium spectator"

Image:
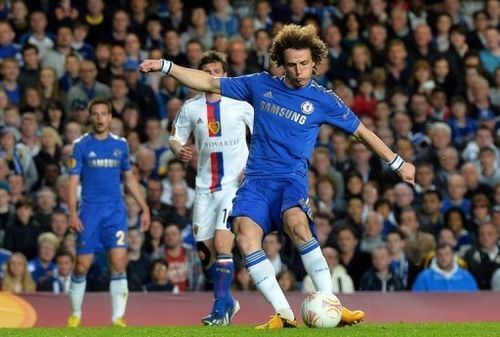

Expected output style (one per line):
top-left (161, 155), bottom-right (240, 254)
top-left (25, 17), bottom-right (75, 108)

top-left (314, 213), bottom-right (334, 248)
top-left (441, 174), bottom-right (472, 217)
top-left (8, 1), bottom-right (29, 43)
top-left (311, 147), bottom-right (345, 208)
top-left (59, 54), bottom-right (80, 93)
top-left (163, 222), bottom-right (203, 291)
top-left (360, 245), bottom-right (404, 292)
top-left (7, 174), bottom-right (26, 205)
top-left (208, 0), bottom-right (239, 37)
top-left (71, 22), bottom-right (93, 61)
top-left (412, 243), bottom-right (478, 292)
top-left (277, 270), bottom-right (296, 291)
top-left (336, 225), bottom-right (371, 290)
top-left (28, 232), bottom-right (59, 284)
top-left (33, 187), bottom-right (57, 231)
top-left (124, 61), bottom-right (160, 120)
top-left (1, 58), bottom-right (22, 106)
top-left (161, 159), bottom-right (195, 207)
top-left (0, 181), bottom-right (14, 246)
top-left (50, 210), bottom-right (69, 242)
top-left (67, 60), bottom-right (111, 112)
top-left (470, 193), bottom-right (493, 231)
top-left (0, 251), bottom-right (36, 293)
top-left (3, 197), bottom-right (41, 260)
top-left (359, 211), bottom-right (384, 254)
top-left (419, 190), bottom-right (444, 236)
top-left (164, 183), bottom-right (193, 230)
top-left (19, 11), bottom-right (54, 59)
top-left (478, 147), bottom-right (500, 188)
top-left (143, 217), bottom-right (165, 260)
top-left (333, 196), bottom-right (364, 238)
top-left (37, 249), bottom-right (73, 293)
top-left (444, 208), bottom-right (473, 256)
top-left (386, 229), bottom-right (420, 290)
top-left (18, 43), bottom-right (40, 89)
top-left (180, 7), bottom-right (213, 53)
top-left (420, 227), bottom-right (468, 269)
top-left (42, 25), bottom-right (76, 79)
top-left (127, 227), bottom-right (150, 290)
top-left (399, 206), bottom-right (436, 264)
top-left (146, 179), bottom-right (169, 219)
top-left (464, 222), bottom-right (500, 290)
top-left (227, 37), bottom-right (259, 76)
top-left (38, 67), bottom-right (66, 110)
top-left (263, 232), bottom-right (292, 275)
top-left (83, 0), bottom-right (111, 46)
top-left (144, 258), bottom-right (175, 292)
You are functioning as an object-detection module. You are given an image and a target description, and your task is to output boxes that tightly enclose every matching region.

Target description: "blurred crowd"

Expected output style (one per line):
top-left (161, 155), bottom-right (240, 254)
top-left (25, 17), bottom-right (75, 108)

top-left (0, 0), bottom-right (499, 295)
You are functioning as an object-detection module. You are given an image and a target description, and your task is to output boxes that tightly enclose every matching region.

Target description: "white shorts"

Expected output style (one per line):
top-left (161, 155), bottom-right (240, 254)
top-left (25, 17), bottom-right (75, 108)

top-left (192, 187), bottom-right (238, 241)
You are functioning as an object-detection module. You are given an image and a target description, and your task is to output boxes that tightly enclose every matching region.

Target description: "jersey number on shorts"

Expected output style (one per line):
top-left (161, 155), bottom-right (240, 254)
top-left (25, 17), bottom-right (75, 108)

top-left (116, 230), bottom-right (126, 245)
top-left (222, 208), bottom-right (229, 224)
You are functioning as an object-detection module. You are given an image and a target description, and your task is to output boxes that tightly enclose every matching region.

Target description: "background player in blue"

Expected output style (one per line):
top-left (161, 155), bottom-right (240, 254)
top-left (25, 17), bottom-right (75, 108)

top-left (66, 99), bottom-right (150, 328)
top-left (140, 24), bottom-right (416, 329)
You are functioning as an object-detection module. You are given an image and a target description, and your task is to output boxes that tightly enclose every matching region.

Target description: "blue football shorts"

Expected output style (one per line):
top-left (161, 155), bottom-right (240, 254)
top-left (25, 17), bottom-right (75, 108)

top-left (76, 201), bottom-right (127, 255)
top-left (228, 175), bottom-right (316, 236)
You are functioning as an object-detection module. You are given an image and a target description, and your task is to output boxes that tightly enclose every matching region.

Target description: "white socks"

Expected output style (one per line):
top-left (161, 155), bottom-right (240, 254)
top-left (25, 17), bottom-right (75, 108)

top-left (69, 274), bottom-right (86, 318)
top-left (244, 250), bottom-right (294, 320)
top-left (110, 272), bottom-right (129, 322)
top-left (298, 239), bottom-right (332, 292)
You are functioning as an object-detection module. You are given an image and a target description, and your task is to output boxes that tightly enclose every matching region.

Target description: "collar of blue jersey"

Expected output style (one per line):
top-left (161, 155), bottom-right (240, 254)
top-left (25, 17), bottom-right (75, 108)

top-left (280, 76), bottom-right (312, 90)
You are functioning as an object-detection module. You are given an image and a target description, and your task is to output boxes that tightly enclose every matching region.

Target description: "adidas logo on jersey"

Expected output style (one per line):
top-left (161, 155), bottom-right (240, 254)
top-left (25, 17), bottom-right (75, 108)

top-left (197, 118), bottom-right (203, 124)
top-left (88, 151), bottom-right (97, 158)
top-left (264, 91), bottom-right (273, 98)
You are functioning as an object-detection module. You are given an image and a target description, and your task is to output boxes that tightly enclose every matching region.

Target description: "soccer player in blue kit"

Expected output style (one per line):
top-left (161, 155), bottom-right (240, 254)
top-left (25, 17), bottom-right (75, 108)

top-left (140, 24), bottom-right (415, 329)
top-left (66, 99), bottom-right (150, 327)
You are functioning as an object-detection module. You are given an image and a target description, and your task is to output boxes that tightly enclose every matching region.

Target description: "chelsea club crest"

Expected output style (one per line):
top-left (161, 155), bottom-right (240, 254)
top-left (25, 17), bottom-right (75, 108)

top-left (301, 101), bottom-right (314, 115)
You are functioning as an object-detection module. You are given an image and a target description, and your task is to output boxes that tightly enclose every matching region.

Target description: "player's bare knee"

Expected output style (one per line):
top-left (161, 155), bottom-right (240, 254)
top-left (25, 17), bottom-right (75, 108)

top-left (109, 256), bottom-right (128, 273)
top-left (74, 264), bottom-right (89, 275)
top-left (286, 222), bottom-right (312, 244)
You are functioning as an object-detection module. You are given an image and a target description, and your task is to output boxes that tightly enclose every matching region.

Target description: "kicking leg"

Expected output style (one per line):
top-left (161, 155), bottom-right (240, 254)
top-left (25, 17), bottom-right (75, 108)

top-left (234, 217), bottom-right (297, 329)
top-left (283, 208), bottom-right (365, 326)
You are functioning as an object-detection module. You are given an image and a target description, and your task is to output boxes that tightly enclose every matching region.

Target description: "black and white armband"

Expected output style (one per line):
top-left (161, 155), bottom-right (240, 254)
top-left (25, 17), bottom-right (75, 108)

top-left (388, 154), bottom-right (405, 172)
top-left (160, 59), bottom-right (173, 74)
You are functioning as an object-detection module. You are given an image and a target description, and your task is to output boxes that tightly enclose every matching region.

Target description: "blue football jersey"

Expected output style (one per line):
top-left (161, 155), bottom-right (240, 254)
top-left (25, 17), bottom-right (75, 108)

top-left (69, 133), bottom-right (131, 203)
top-left (220, 72), bottom-right (360, 178)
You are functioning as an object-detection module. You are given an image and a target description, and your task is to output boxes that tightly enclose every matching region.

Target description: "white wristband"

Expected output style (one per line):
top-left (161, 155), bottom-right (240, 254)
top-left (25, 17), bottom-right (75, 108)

top-left (160, 59), bottom-right (173, 74)
top-left (388, 154), bottom-right (405, 172)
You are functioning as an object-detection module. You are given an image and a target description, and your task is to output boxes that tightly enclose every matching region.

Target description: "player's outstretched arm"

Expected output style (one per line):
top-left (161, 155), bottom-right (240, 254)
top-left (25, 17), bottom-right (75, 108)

top-left (68, 175), bottom-right (84, 232)
top-left (123, 171), bottom-right (151, 232)
top-left (353, 123), bottom-right (415, 186)
top-left (139, 59), bottom-right (221, 94)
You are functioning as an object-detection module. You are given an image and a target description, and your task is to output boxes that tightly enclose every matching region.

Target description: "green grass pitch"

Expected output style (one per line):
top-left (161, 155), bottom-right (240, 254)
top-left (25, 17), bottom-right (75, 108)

top-left (1, 323), bottom-right (499, 337)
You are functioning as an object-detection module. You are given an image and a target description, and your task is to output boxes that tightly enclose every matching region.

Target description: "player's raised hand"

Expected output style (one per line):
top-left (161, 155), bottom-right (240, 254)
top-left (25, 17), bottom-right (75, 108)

top-left (139, 59), bottom-right (162, 73)
top-left (398, 162), bottom-right (416, 186)
top-left (178, 146), bottom-right (193, 162)
top-left (69, 212), bottom-right (84, 232)
top-left (140, 209), bottom-right (151, 232)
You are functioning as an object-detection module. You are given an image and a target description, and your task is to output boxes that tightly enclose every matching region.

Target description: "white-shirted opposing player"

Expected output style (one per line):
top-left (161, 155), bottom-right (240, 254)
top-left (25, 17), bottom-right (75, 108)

top-left (169, 51), bottom-right (254, 326)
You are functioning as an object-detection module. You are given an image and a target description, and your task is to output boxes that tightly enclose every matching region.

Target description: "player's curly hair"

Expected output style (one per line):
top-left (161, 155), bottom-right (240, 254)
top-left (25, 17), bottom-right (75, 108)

top-left (269, 24), bottom-right (328, 67)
